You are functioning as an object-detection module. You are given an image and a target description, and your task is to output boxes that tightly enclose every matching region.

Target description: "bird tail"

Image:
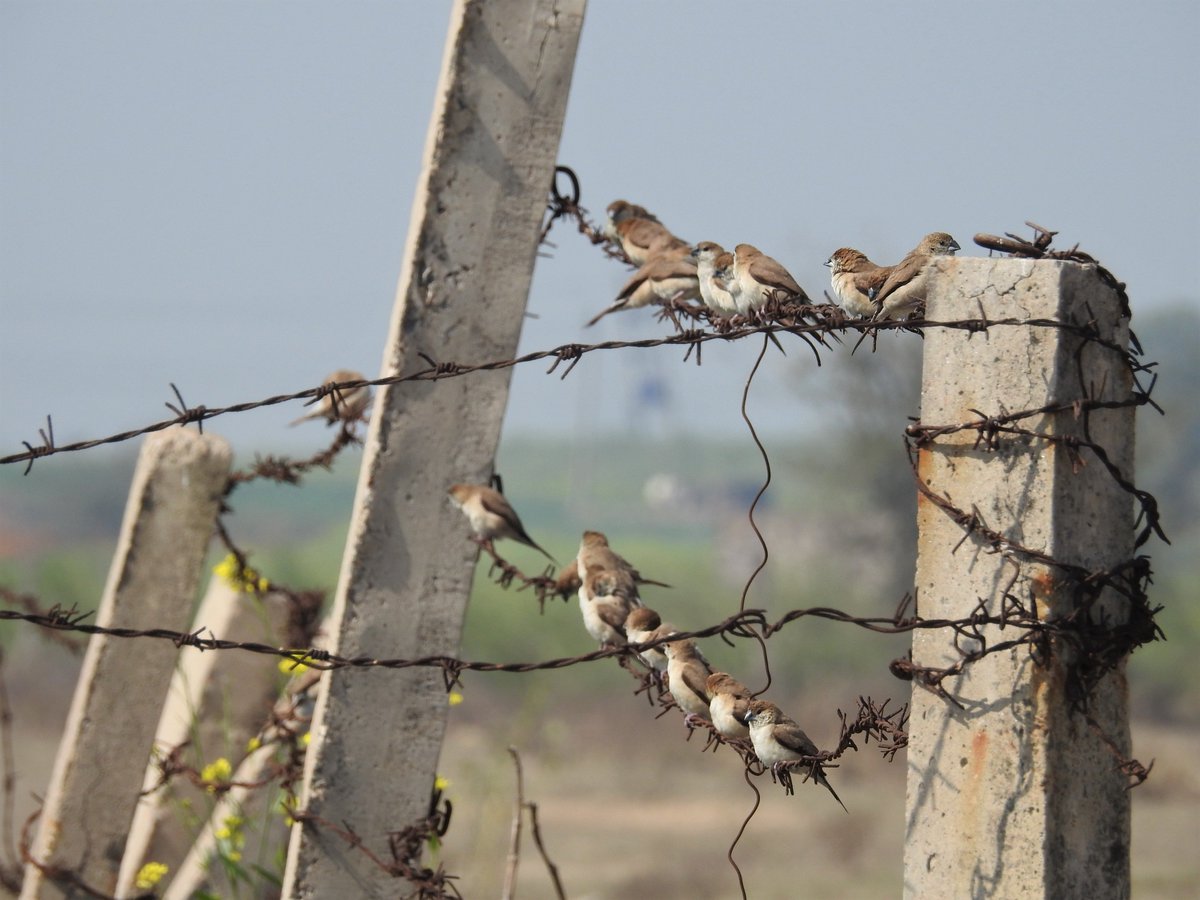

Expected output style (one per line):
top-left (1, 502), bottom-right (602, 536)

top-left (524, 537), bottom-right (558, 566)
top-left (817, 771), bottom-right (848, 814)
top-left (585, 302), bottom-right (624, 327)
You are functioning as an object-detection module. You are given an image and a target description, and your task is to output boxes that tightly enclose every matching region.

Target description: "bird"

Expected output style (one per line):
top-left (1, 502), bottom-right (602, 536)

top-left (447, 483), bottom-right (556, 563)
top-left (289, 369), bottom-right (372, 426)
top-left (624, 607), bottom-right (672, 672)
top-left (604, 200), bottom-right (690, 265)
top-left (586, 253), bottom-right (700, 327)
top-left (825, 248), bottom-right (892, 319)
top-left (552, 560), bottom-right (582, 599)
top-left (662, 638), bottom-right (714, 724)
top-left (741, 700), bottom-right (847, 812)
top-left (691, 241), bottom-right (739, 316)
top-left (728, 243), bottom-right (812, 316)
top-left (706, 672), bottom-right (752, 739)
top-left (870, 231), bottom-right (961, 319)
top-left (576, 531), bottom-right (642, 646)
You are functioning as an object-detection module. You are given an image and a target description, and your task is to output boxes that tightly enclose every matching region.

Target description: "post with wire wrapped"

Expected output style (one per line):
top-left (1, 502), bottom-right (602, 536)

top-left (903, 256), bottom-right (1141, 898)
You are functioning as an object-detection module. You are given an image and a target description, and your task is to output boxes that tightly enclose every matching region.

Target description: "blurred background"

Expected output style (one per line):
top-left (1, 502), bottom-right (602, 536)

top-left (2, 2), bottom-right (1197, 897)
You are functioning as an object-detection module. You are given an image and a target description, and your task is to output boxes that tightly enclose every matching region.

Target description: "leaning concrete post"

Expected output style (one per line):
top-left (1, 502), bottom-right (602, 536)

top-left (115, 580), bottom-right (296, 898)
top-left (281, 1), bottom-right (585, 896)
top-left (904, 258), bottom-right (1134, 899)
top-left (21, 428), bottom-right (232, 899)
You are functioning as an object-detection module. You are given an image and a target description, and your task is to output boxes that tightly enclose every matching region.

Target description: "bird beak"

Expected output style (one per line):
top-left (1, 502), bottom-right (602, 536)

top-left (950, 239), bottom-right (962, 252)
top-left (823, 257), bottom-right (832, 268)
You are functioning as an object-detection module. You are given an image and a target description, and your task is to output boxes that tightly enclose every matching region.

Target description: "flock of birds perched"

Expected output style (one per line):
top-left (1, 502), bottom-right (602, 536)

top-left (287, 199), bottom-right (968, 809)
top-left (589, 198), bottom-right (960, 327)
top-left (446, 480), bottom-right (848, 811)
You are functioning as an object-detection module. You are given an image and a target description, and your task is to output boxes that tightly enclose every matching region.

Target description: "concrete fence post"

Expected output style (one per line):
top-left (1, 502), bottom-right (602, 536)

top-left (21, 428), bottom-right (232, 899)
top-left (114, 580), bottom-right (297, 898)
top-left (281, 1), bottom-right (586, 896)
top-left (904, 258), bottom-right (1134, 899)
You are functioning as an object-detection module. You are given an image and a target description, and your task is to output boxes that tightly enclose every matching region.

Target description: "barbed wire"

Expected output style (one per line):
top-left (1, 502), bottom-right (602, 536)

top-left (1, 309), bottom-right (1146, 474)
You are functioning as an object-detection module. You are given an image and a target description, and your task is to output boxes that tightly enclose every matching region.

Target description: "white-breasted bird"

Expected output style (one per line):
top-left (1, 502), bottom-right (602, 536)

top-left (691, 241), bottom-right (739, 316)
top-left (448, 483), bottom-right (555, 563)
top-left (741, 699), bottom-right (847, 812)
top-left (728, 243), bottom-right (812, 315)
top-left (871, 231), bottom-right (960, 319)
top-left (825, 248), bottom-right (892, 319)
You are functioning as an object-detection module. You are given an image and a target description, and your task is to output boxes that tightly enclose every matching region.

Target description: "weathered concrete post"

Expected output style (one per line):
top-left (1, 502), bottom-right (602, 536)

top-left (21, 428), bottom-right (232, 899)
top-left (904, 258), bottom-right (1134, 899)
top-left (281, 1), bottom-right (585, 896)
top-left (115, 580), bottom-right (297, 897)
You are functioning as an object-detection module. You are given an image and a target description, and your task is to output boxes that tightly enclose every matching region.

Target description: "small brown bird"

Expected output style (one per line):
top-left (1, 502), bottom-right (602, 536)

top-left (447, 483), bottom-right (555, 563)
top-left (706, 672), bottom-right (752, 739)
top-left (741, 700), bottom-right (847, 812)
top-left (624, 607), bottom-right (673, 672)
top-left (871, 232), bottom-right (960, 319)
top-left (552, 560), bottom-right (582, 599)
top-left (576, 531), bottom-right (642, 646)
top-left (604, 200), bottom-right (690, 265)
top-left (691, 241), bottom-right (738, 316)
top-left (289, 369), bottom-right (372, 426)
top-left (586, 253), bottom-right (701, 327)
top-left (663, 639), bottom-right (714, 724)
top-left (728, 243), bottom-right (811, 315)
top-left (578, 567), bottom-right (641, 647)
top-left (825, 248), bottom-right (892, 319)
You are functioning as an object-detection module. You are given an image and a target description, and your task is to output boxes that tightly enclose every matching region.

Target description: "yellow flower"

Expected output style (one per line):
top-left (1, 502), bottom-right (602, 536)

top-left (448, 691), bottom-right (464, 706)
top-left (434, 775), bottom-right (450, 792)
top-left (301, 731), bottom-right (311, 747)
top-left (278, 656), bottom-right (310, 675)
top-left (135, 861), bottom-right (169, 890)
top-left (227, 850), bottom-right (242, 862)
top-left (279, 800), bottom-right (297, 827)
top-left (213, 553), bottom-right (270, 594)
top-left (246, 736), bottom-right (262, 752)
top-left (201, 757), bottom-right (232, 790)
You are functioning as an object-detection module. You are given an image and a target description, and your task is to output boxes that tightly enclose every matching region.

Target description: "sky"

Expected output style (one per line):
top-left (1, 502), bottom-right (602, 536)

top-left (2, 1), bottom-right (1198, 464)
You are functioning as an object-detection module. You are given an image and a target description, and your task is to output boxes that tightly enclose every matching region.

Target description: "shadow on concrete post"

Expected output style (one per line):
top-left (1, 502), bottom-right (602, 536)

top-left (904, 258), bottom-right (1134, 899)
top-left (281, 1), bottom-right (586, 897)
top-left (20, 428), bottom-right (232, 900)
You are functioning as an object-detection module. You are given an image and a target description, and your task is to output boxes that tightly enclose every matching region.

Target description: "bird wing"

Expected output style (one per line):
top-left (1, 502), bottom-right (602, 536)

top-left (747, 255), bottom-right (807, 299)
top-left (679, 652), bottom-right (714, 700)
top-left (615, 265), bottom-right (652, 301)
top-left (772, 720), bottom-right (820, 757)
top-left (479, 490), bottom-right (556, 563)
top-left (872, 252), bottom-right (924, 304)
top-left (587, 567), bottom-right (638, 604)
top-left (479, 490), bottom-right (526, 537)
top-left (593, 596), bottom-right (632, 633)
top-left (853, 264), bottom-right (893, 296)
top-left (623, 219), bottom-right (686, 256)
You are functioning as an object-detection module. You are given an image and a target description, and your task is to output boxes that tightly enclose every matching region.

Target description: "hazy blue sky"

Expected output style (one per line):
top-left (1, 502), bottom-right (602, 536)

top-left (2, 1), bottom-right (1197, 462)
